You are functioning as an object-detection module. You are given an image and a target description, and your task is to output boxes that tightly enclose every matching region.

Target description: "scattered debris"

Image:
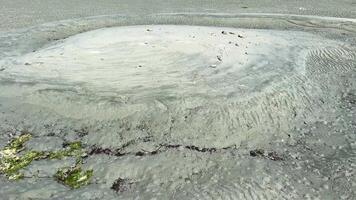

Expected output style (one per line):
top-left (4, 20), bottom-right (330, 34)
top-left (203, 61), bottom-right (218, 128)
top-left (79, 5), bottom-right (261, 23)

top-left (111, 178), bottom-right (134, 193)
top-left (135, 147), bottom-right (161, 157)
top-left (185, 145), bottom-right (217, 153)
top-left (249, 149), bottom-right (283, 161)
top-left (88, 146), bottom-right (113, 155)
top-left (75, 127), bottom-right (89, 137)
top-left (89, 142), bottom-right (237, 158)
top-left (88, 146), bottom-right (124, 156)
top-left (249, 149), bottom-right (265, 157)
top-left (267, 151), bottom-right (283, 161)
top-left (54, 163), bottom-right (93, 189)
top-left (160, 143), bottom-right (236, 153)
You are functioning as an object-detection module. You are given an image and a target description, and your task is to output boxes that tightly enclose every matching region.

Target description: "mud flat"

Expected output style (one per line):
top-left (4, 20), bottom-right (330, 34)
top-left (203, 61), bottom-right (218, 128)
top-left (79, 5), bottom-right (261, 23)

top-left (0, 13), bottom-right (355, 200)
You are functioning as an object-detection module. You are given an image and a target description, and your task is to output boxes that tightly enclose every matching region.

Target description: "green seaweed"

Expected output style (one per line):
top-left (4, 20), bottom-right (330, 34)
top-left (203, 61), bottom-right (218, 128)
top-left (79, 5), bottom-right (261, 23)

top-left (0, 133), bottom-right (38, 180)
top-left (46, 141), bottom-right (83, 159)
top-left (67, 141), bottom-right (82, 150)
top-left (5, 133), bottom-right (32, 151)
top-left (0, 151), bottom-right (45, 180)
top-left (54, 164), bottom-right (93, 189)
top-left (0, 133), bottom-right (86, 182)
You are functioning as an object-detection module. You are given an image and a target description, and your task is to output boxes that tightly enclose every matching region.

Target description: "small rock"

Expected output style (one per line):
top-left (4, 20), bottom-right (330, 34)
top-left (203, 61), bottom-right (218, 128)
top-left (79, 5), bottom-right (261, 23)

top-left (238, 35), bottom-right (244, 38)
top-left (217, 56), bottom-right (222, 61)
top-left (221, 31), bottom-right (227, 35)
top-left (24, 62), bottom-right (31, 66)
top-left (209, 64), bottom-right (217, 68)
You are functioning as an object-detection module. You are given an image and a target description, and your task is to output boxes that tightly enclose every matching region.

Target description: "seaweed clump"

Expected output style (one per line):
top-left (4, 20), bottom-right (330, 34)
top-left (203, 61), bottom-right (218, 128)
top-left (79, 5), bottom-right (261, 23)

top-left (53, 142), bottom-right (93, 189)
top-left (54, 163), bottom-right (93, 189)
top-left (0, 133), bottom-right (44, 180)
top-left (0, 132), bottom-right (87, 181)
top-left (46, 141), bottom-right (83, 159)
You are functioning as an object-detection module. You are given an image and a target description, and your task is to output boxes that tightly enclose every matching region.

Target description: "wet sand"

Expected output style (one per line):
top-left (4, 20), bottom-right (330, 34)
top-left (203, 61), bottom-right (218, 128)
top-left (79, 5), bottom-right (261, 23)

top-left (0, 2), bottom-right (355, 200)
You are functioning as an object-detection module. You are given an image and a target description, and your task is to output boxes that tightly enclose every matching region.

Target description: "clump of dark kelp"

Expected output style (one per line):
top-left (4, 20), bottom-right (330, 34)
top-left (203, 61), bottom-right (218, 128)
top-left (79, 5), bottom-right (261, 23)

top-left (0, 131), bottom-right (93, 188)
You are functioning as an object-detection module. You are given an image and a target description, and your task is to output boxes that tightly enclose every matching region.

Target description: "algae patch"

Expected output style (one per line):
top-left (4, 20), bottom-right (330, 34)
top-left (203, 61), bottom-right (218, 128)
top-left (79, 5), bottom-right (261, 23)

top-left (0, 133), bottom-right (40, 180)
top-left (0, 133), bottom-right (92, 187)
top-left (46, 141), bottom-right (83, 159)
top-left (54, 163), bottom-right (93, 189)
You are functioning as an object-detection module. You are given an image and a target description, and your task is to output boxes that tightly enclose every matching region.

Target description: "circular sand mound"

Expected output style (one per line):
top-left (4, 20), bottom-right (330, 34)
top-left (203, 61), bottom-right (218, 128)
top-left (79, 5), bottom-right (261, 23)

top-left (7, 25), bottom-right (314, 96)
top-left (1, 25), bottom-right (344, 147)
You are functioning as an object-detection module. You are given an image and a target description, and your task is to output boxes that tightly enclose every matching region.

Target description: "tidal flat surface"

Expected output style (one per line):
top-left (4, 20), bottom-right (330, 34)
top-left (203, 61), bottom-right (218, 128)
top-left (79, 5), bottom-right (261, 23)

top-left (0, 5), bottom-right (355, 200)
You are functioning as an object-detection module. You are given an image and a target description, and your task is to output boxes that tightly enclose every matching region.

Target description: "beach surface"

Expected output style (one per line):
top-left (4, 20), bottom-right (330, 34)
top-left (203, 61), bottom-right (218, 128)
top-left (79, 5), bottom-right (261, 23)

top-left (0, 1), bottom-right (355, 200)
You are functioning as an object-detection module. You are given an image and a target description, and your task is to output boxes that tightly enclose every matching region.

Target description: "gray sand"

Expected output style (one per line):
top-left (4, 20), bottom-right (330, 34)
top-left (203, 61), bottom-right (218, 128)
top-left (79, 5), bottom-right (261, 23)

top-left (0, 1), bottom-right (355, 200)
